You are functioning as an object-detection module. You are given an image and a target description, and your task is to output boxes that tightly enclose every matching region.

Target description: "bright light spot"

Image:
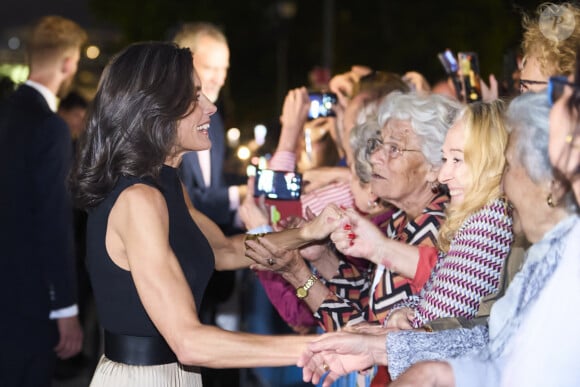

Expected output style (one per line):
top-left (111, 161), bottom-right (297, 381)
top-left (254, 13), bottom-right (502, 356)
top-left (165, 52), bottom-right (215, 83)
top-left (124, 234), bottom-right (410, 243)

top-left (227, 127), bottom-right (240, 147)
top-left (237, 146), bottom-right (251, 160)
top-left (8, 37), bottom-right (20, 50)
top-left (253, 124), bottom-right (267, 146)
top-left (86, 45), bottom-right (100, 60)
top-left (246, 165), bottom-right (256, 177)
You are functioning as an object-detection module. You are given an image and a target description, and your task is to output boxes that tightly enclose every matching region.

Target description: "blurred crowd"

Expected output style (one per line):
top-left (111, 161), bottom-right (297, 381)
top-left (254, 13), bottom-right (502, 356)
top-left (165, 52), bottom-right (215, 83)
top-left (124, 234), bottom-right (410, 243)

top-left (1, 2), bottom-right (580, 387)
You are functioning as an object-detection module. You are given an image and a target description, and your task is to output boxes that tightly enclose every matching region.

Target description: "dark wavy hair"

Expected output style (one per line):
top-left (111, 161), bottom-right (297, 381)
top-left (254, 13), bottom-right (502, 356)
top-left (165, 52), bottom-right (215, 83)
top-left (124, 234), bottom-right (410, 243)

top-left (70, 41), bottom-right (196, 209)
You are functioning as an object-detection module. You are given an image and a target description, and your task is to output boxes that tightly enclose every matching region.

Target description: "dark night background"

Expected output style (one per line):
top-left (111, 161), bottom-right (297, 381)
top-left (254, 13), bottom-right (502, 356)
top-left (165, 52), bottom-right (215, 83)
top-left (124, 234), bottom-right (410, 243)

top-left (2, 0), bottom-right (546, 139)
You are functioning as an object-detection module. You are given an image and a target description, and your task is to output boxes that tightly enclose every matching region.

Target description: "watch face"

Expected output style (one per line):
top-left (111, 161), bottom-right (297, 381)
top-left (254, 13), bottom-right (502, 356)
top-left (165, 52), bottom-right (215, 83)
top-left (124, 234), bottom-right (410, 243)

top-left (296, 287), bottom-right (308, 299)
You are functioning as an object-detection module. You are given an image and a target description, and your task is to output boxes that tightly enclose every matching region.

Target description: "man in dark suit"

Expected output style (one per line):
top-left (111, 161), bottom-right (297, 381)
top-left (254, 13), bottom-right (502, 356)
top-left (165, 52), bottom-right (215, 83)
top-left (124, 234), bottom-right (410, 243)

top-left (0, 15), bottom-right (86, 387)
top-left (173, 22), bottom-right (247, 229)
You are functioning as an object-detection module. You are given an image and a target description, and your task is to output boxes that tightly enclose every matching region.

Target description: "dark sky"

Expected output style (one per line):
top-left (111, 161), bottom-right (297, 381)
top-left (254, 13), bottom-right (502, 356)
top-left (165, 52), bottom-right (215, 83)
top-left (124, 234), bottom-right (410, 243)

top-left (2, 0), bottom-right (96, 28)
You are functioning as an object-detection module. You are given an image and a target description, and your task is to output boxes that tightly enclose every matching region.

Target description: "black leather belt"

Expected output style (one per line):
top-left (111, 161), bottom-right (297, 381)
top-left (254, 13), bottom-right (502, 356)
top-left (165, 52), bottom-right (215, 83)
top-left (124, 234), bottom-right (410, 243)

top-left (104, 331), bottom-right (178, 365)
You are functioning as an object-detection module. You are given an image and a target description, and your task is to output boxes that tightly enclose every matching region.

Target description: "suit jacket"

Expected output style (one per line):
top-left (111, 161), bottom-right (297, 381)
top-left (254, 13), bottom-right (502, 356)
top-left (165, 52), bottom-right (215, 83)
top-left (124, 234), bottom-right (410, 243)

top-left (0, 85), bottom-right (76, 338)
top-left (179, 111), bottom-right (233, 225)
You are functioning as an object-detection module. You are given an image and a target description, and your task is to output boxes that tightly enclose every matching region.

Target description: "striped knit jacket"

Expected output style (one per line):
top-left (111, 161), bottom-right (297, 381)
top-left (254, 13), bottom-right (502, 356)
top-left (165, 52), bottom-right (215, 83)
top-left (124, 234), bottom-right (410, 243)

top-left (392, 197), bottom-right (513, 328)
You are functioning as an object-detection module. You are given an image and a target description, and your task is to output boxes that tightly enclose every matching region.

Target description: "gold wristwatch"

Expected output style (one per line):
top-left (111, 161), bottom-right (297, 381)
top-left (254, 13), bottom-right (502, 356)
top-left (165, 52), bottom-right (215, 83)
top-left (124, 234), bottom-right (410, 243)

top-left (296, 274), bottom-right (318, 299)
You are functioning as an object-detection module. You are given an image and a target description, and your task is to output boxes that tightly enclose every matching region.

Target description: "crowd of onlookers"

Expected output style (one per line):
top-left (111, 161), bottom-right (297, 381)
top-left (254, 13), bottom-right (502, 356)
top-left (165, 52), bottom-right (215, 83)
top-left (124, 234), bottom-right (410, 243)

top-left (2, 2), bottom-right (580, 387)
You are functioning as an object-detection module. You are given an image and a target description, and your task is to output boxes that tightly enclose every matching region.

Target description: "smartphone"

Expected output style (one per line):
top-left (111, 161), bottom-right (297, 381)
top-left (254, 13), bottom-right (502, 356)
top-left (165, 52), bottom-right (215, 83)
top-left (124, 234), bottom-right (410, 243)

top-left (437, 49), bottom-right (463, 101)
top-left (307, 92), bottom-right (337, 120)
top-left (254, 169), bottom-right (302, 200)
top-left (458, 52), bottom-right (482, 103)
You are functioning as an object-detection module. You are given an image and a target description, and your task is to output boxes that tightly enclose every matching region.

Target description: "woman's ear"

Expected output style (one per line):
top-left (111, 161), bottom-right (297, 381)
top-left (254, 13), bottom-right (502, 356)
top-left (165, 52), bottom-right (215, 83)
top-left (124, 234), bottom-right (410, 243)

top-left (546, 178), bottom-right (569, 207)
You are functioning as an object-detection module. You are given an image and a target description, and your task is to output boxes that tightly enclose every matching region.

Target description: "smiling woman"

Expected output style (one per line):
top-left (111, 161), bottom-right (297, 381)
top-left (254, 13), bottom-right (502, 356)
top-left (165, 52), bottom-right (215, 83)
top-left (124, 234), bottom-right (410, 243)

top-left (68, 41), bottom-right (351, 387)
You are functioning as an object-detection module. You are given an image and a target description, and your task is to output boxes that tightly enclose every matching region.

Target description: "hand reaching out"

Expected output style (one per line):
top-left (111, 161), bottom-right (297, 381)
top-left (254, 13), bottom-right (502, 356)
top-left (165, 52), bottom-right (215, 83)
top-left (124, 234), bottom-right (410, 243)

top-left (298, 329), bottom-right (389, 386)
top-left (302, 204), bottom-right (349, 241)
top-left (245, 236), bottom-right (308, 274)
top-left (329, 208), bottom-right (386, 263)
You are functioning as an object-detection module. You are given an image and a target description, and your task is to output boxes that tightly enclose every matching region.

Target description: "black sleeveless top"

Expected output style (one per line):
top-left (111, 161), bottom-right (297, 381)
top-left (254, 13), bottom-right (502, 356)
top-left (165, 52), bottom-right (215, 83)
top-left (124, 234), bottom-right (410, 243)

top-left (86, 165), bottom-right (215, 336)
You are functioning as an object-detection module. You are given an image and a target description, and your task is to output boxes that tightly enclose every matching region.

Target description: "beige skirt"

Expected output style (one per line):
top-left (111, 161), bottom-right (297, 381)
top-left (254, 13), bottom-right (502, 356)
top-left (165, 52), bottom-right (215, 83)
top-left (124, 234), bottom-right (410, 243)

top-left (89, 355), bottom-right (203, 387)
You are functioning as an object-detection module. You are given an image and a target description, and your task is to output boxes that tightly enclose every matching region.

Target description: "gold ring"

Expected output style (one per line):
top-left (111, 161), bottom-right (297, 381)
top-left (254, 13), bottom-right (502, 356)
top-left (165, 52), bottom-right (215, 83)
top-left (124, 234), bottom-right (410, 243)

top-left (267, 258), bottom-right (275, 266)
top-left (322, 363), bottom-right (329, 372)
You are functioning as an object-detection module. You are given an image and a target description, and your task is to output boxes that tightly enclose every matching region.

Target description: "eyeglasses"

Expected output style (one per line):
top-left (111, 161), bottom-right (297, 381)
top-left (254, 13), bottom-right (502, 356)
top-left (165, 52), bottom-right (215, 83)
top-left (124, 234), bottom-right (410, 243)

top-left (547, 76), bottom-right (579, 106)
top-left (519, 79), bottom-right (548, 93)
top-left (366, 137), bottom-right (421, 159)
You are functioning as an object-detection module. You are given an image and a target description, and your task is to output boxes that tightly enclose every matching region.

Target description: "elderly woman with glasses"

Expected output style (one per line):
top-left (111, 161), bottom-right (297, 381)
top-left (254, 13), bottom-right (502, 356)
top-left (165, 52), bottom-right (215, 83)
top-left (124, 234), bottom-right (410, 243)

top-left (329, 97), bottom-right (513, 331)
top-left (299, 91), bottom-right (580, 387)
top-left (245, 92), bottom-right (459, 333)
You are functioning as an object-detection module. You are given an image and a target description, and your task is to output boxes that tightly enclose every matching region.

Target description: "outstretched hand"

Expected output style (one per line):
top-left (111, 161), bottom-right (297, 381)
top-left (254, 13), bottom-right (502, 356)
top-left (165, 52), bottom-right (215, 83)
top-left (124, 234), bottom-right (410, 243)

top-left (303, 204), bottom-right (349, 242)
top-left (245, 236), bottom-right (307, 274)
top-left (298, 329), bottom-right (389, 386)
top-left (329, 208), bottom-right (385, 263)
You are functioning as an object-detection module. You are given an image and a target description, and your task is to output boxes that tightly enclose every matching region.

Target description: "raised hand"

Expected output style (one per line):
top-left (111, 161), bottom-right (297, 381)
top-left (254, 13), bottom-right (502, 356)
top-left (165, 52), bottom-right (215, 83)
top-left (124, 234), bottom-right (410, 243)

top-left (239, 176), bottom-right (270, 230)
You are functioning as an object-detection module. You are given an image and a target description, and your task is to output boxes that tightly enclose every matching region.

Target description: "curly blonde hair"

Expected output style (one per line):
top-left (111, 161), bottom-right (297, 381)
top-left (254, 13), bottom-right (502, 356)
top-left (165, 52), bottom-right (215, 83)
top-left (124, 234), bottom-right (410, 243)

top-left (438, 100), bottom-right (509, 253)
top-left (522, 2), bottom-right (580, 76)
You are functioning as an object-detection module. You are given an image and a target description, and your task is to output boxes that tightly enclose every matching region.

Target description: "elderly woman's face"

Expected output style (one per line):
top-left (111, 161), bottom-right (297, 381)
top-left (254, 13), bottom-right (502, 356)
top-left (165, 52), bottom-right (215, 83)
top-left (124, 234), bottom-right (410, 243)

top-left (369, 118), bottom-right (432, 208)
top-left (549, 77), bottom-right (580, 179)
top-left (502, 134), bottom-right (541, 239)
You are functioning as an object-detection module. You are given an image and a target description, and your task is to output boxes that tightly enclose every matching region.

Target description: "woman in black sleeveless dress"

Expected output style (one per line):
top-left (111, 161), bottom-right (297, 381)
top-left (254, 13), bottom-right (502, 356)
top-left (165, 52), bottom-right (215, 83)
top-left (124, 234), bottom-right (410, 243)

top-left (71, 42), bottom-right (340, 386)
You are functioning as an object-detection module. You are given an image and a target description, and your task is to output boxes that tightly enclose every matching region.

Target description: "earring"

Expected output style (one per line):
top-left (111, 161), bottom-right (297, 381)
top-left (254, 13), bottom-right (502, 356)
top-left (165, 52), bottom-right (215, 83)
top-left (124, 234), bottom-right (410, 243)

top-left (546, 193), bottom-right (557, 208)
top-left (430, 182), bottom-right (440, 194)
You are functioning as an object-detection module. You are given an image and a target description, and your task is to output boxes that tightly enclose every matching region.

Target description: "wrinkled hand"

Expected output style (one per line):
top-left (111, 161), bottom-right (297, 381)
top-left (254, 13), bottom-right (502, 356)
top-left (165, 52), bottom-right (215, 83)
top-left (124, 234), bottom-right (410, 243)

top-left (329, 208), bottom-right (384, 262)
top-left (298, 330), bottom-right (388, 386)
top-left (54, 316), bottom-right (83, 359)
top-left (245, 237), bottom-right (307, 274)
top-left (239, 176), bottom-right (270, 230)
top-left (385, 307), bottom-right (415, 330)
top-left (481, 74), bottom-right (498, 102)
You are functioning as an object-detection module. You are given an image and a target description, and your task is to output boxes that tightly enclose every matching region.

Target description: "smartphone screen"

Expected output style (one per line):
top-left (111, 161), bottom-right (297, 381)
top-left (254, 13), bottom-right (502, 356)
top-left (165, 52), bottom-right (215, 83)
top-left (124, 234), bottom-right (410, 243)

top-left (307, 92), bottom-right (337, 120)
top-left (437, 49), bottom-right (463, 101)
top-left (254, 169), bottom-right (302, 200)
top-left (458, 52), bottom-right (482, 103)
